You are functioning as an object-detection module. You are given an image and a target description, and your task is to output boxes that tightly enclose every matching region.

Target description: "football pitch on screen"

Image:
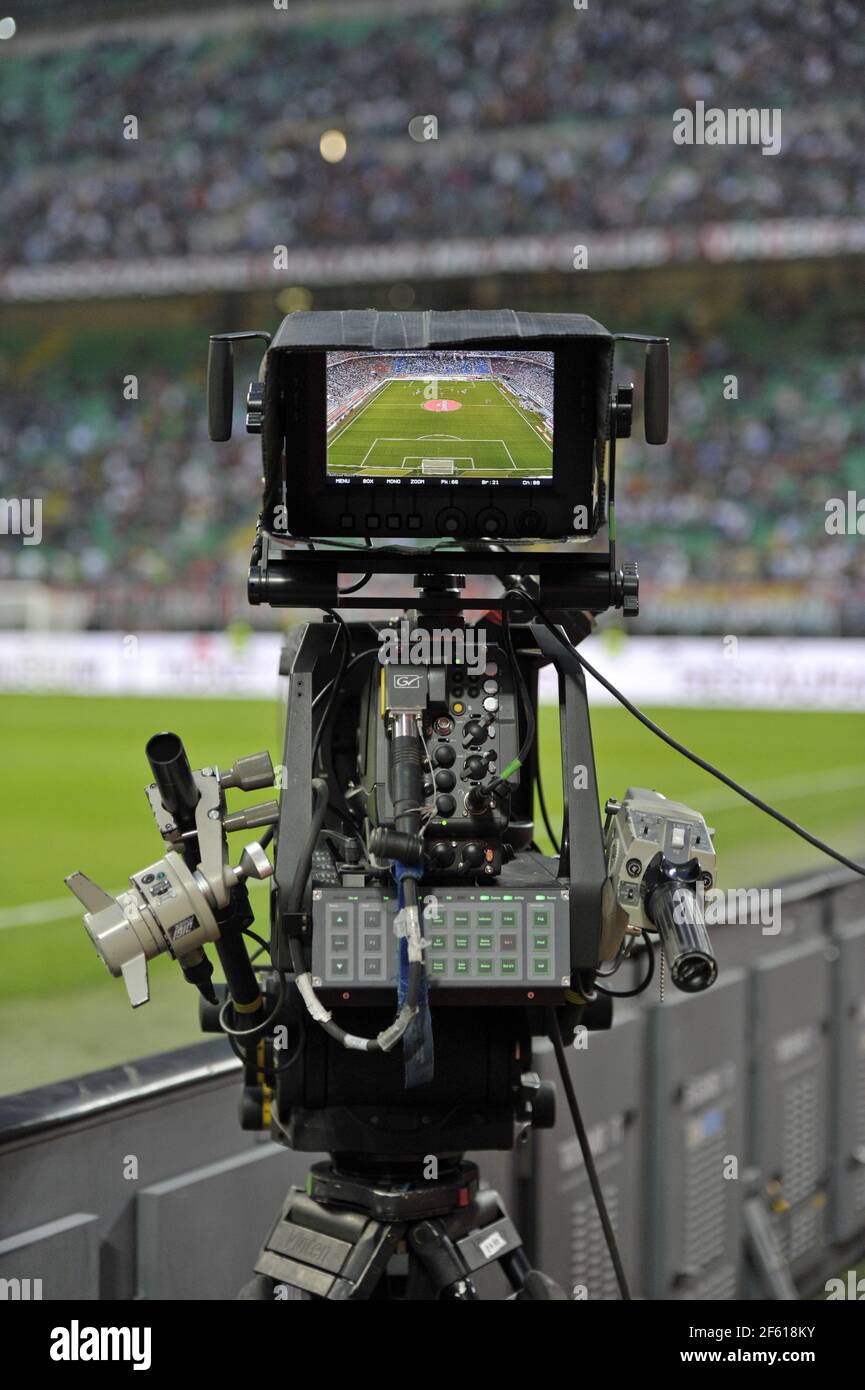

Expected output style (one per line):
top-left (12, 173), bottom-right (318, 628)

top-left (327, 377), bottom-right (552, 478)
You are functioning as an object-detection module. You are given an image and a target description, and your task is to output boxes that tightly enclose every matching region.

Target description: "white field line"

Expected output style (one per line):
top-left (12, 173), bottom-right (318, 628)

top-left (494, 382), bottom-right (553, 453)
top-left (329, 379), bottom-right (393, 447)
top-left (0, 891), bottom-right (123, 931)
top-left (364, 435), bottom-right (512, 470)
top-left (676, 763), bottom-right (864, 815)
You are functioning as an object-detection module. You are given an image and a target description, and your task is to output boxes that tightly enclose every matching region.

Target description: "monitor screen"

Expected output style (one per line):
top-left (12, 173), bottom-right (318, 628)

top-left (326, 349), bottom-right (554, 488)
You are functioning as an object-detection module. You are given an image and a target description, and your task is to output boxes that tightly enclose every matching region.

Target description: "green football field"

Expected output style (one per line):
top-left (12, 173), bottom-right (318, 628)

top-left (1, 692), bottom-right (863, 1092)
top-left (327, 376), bottom-right (552, 478)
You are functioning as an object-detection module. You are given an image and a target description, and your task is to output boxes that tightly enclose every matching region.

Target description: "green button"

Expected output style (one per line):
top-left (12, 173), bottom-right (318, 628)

top-left (477, 959), bottom-right (493, 974)
top-left (477, 935), bottom-right (493, 950)
top-left (501, 959), bottom-right (517, 974)
top-left (501, 911), bottom-right (517, 926)
top-left (454, 912), bottom-right (470, 926)
top-left (454, 935), bottom-right (469, 950)
top-left (331, 935), bottom-right (348, 952)
top-left (533, 934), bottom-right (549, 950)
top-left (332, 911), bottom-right (349, 927)
top-left (477, 912), bottom-right (493, 926)
top-left (454, 959), bottom-right (470, 974)
top-left (427, 913), bottom-right (444, 926)
top-left (431, 960), bottom-right (447, 974)
top-left (430, 935), bottom-right (447, 951)
top-left (532, 910), bottom-right (550, 927)
top-left (532, 958), bottom-right (550, 975)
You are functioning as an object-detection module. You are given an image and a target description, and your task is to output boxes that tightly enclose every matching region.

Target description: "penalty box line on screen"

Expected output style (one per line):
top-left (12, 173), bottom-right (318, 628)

top-left (351, 437), bottom-right (519, 469)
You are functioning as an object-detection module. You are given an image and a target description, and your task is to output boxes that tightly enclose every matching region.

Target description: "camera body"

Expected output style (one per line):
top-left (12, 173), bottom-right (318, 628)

top-left (67, 309), bottom-right (690, 1166)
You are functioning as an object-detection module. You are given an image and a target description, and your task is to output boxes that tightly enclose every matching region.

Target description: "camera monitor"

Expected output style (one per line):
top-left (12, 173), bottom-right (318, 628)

top-left (208, 309), bottom-right (669, 543)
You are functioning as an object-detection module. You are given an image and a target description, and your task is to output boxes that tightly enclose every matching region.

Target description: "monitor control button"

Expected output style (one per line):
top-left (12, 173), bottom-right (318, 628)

top-left (517, 510), bottom-right (544, 535)
top-left (436, 507), bottom-right (466, 536)
top-left (476, 507), bottom-right (506, 537)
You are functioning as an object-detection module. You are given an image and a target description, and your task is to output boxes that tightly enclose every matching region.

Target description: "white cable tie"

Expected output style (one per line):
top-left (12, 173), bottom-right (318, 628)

top-left (296, 972), bottom-right (332, 1025)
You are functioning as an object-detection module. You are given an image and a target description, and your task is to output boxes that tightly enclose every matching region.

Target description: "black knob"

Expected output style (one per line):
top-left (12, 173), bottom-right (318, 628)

top-left (464, 754), bottom-right (486, 780)
top-left (530, 1079), bottom-right (556, 1130)
top-left (462, 842), bottom-right (484, 868)
top-left (436, 794), bottom-right (456, 817)
top-left (464, 719), bottom-right (487, 746)
top-left (434, 744), bottom-right (456, 767)
top-left (621, 560), bottom-right (639, 618)
top-left (429, 841), bottom-right (455, 869)
top-left (434, 769), bottom-right (456, 792)
top-left (465, 785), bottom-right (490, 816)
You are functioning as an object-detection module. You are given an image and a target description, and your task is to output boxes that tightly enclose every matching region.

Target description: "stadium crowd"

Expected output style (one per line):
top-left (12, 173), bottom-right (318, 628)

top-left (2, 0), bottom-right (864, 266)
top-left (326, 356), bottom-right (389, 416)
top-left (325, 353), bottom-right (554, 419)
top-left (496, 359), bottom-right (554, 415)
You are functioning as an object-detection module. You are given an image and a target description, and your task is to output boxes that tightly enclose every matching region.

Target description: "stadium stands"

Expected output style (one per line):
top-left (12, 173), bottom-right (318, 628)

top-left (3, 1), bottom-right (865, 265)
top-left (1, 0), bottom-right (863, 632)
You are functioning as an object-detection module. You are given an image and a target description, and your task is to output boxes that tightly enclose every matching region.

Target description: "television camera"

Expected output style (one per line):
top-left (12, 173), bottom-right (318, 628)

top-left (66, 311), bottom-right (721, 1300)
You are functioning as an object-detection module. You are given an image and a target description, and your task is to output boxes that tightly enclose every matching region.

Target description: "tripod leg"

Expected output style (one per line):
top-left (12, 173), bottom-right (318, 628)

top-left (407, 1221), bottom-right (480, 1300)
top-left (443, 1189), bottom-right (570, 1300)
top-left (509, 1263), bottom-right (569, 1301)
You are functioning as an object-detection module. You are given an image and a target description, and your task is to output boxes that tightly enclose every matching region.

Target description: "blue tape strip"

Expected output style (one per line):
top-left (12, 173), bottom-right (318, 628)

top-left (394, 862), bottom-right (434, 1089)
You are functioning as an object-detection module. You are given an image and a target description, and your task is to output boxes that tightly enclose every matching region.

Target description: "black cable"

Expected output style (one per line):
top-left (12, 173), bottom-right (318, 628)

top-left (338, 538), bottom-right (374, 594)
top-left (595, 931), bottom-right (656, 998)
top-left (514, 587), bottom-right (865, 880)
top-left (310, 612), bottom-right (351, 772)
top-left (224, 975), bottom-right (304, 1073)
top-left (218, 970), bottom-right (285, 1039)
top-left (501, 606), bottom-right (536, 768)
top-left (287, 778), bottom-right (330, 912)
top-left (535, 751), bottom-right (561, 856)
top-left (338, 573), bottom-right (372, 595)
top-left (311, 645), bottom-right (379, 710)
top-left (547, 1008), bottom-right (632, 1301)
top-left (243, 927), bottom-right (269, 956)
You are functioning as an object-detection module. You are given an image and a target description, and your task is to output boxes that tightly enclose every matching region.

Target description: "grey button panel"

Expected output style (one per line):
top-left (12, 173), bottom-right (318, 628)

top-left (312, 889), bottom-right (565, 988)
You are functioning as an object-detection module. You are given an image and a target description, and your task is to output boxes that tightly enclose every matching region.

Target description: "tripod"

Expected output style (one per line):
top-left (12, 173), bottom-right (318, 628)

top-left (240, 1158), bottom-right (567, 1300)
